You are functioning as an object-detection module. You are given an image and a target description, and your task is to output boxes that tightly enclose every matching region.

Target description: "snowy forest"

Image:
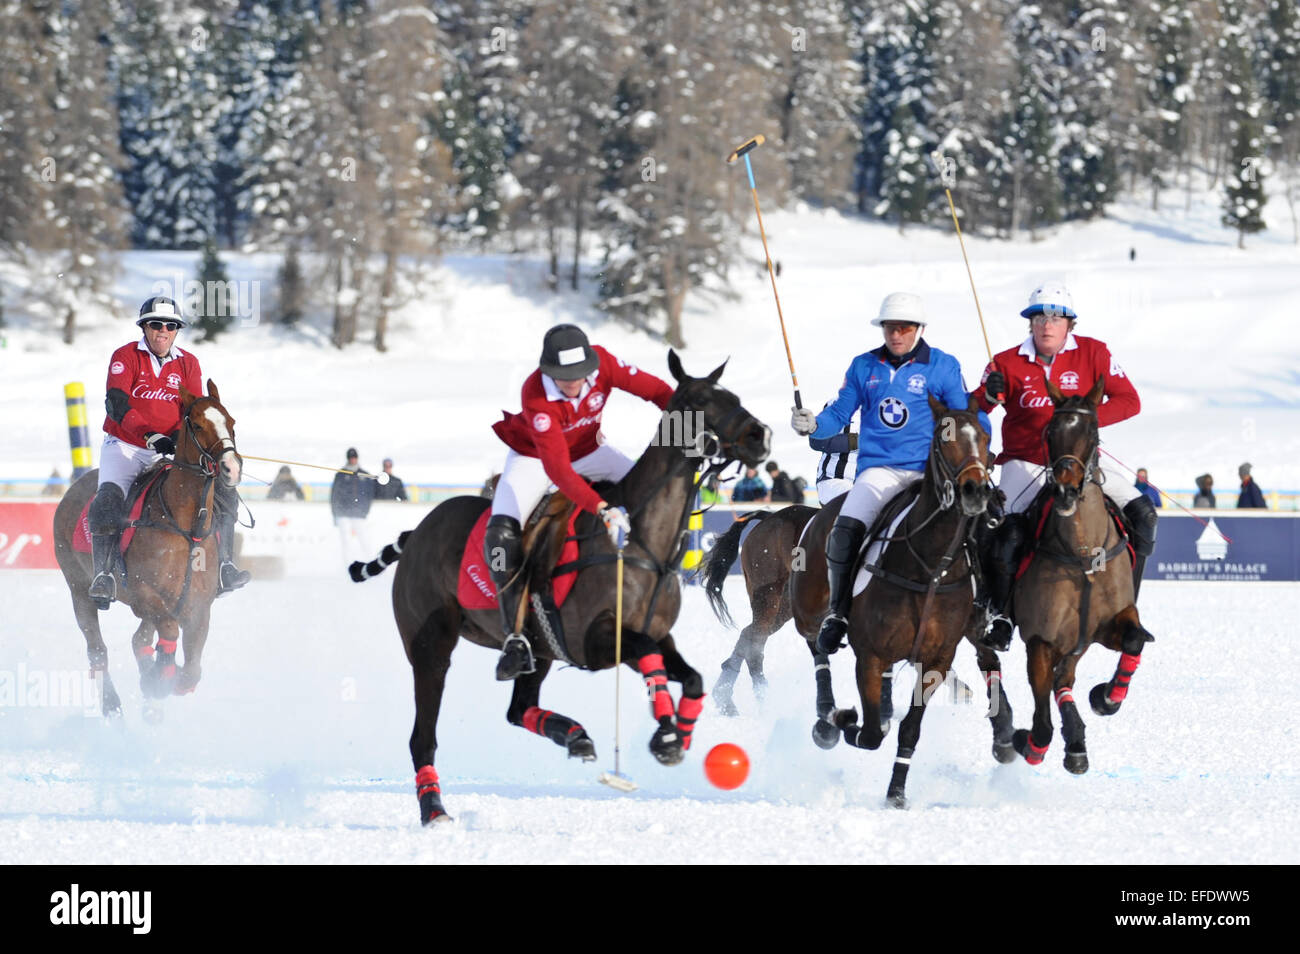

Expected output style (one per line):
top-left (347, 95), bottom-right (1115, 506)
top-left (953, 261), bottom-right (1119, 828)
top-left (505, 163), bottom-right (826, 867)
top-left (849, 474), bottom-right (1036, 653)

top-left (1, 0), bottom-right (1297, 348)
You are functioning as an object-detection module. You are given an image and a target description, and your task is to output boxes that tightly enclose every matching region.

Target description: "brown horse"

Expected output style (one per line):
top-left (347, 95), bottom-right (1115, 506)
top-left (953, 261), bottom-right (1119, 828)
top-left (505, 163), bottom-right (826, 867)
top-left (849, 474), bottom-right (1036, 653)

top-left (1009, 376), bottom-right (1153, 774)
top-left (351, 351), bottom-right (771, 825)
top-left (53, 381), bottom-right (243, 716)
top-left (793, 396), bottom-right (1013, 807)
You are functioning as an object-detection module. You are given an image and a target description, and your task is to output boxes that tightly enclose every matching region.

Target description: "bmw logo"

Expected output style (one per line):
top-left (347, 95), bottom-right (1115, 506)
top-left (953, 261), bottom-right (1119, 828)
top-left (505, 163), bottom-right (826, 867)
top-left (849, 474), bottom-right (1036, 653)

top-left (879, 397), bottom-right (909, 429)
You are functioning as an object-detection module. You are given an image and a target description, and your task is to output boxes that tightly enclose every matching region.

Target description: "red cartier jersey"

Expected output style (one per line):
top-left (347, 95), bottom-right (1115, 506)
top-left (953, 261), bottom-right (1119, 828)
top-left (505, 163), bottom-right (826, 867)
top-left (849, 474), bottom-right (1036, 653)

top-left (492, 345), bottom-right (674, 515)
top-left (102, 339), bottom-right (203, 448)
top-left (977, 333), bottom-right (1140, 466)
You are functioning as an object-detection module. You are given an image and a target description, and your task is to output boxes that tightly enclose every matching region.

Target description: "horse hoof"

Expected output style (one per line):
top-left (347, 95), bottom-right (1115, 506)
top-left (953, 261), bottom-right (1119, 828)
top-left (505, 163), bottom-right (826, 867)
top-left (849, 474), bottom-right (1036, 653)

top-left (566, 733), bottom-right (597, 762)
top-left (1012, 729), bottom-right (1047, 765)
top-left (992, 740), bottom-right (1017, 764)
top-left (650, 729), bottom-right (684, 766)
top-left (811, 719), bottom-right (840, 750)
top-left (886, 792), bottom-right (908, 810)
top-left (1089, 683), bottom-right (1121, 717)
top-left (714, 697), bottom-right (740, 718)
top-left (1064, 750), bottom-right (1089, 775)
top-left (421, 810), bottom-right (453, 827)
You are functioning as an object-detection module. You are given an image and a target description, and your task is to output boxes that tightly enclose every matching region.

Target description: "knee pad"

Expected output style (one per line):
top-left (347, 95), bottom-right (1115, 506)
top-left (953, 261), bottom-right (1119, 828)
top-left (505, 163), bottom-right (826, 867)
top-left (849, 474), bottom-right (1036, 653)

top-left (88, 484), bottom-right (126, 534)
top-left (1122, 496), bottom-right (1158, 557)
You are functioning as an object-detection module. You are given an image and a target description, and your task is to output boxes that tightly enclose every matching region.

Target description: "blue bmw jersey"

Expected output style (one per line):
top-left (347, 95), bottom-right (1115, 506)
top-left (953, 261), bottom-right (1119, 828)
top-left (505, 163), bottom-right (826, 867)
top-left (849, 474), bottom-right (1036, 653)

top-left (810, 340), bottom-right (989, 475)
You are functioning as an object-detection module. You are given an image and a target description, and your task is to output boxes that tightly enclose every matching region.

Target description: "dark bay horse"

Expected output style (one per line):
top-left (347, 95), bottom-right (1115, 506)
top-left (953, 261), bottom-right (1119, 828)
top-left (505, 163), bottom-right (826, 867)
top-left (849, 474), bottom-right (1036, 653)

top-left (1009, 376), bottom-right (1154, 774)
top-left (353, 351), bottom-right (771, 824)
top-left (53, 381), bottom-right (244, 716)
top-left (793, 396), bottom-right (1014, 807)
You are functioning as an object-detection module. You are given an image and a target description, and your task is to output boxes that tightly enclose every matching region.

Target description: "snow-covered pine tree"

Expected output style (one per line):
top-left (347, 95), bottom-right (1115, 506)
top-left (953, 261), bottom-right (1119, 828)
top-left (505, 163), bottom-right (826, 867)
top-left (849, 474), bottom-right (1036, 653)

top-left (1052, 0), bottom-right (1120, 222)
top-left (1219, 0), bottom-right (1268, 248)
top-left (192, 239), bottom-right (234, 341)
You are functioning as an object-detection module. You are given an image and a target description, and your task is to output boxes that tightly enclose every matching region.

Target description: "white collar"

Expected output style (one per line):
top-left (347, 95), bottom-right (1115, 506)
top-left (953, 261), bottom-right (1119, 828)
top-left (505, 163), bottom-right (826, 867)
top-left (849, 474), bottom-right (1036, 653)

top-left (542, 369), bottom-right (598, 406)
top-left (1018, 332), bottom-right (1077, 360)
top-left (137, 336), bottom-right (184, 367)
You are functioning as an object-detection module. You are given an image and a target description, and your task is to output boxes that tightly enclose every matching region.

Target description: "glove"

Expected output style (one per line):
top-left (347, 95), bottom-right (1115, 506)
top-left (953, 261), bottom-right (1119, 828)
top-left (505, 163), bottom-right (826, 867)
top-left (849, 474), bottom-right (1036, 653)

top-left (144, 431), bottom-right (176, 455)
top-left (984, 371), bottom-right (1007, 405)
top-left (598, 504), bottom-right (631, 548)
top-left (791, 406), bottom-right (817, 436)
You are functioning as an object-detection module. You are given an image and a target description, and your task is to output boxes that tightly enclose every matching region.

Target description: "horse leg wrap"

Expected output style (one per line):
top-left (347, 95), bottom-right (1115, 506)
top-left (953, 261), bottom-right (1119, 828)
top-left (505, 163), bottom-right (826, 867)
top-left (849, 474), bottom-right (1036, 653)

top-left (813, 654), bottom-right (834, 720)
top-left (676, 695), bottom-right (704, 751)
top-left (1023, 735), bottom-right (1049, 765)
top-left (521, 706), bottom-right (583, 747)
top-left (1107, 652), bottom-right (1141, 704)
top-left (637, 654), bottom-right (675, 720)
top-left (415, 765), bottom-right (447, 824)
top-left (1054, 686), bottom-right (1075, 708)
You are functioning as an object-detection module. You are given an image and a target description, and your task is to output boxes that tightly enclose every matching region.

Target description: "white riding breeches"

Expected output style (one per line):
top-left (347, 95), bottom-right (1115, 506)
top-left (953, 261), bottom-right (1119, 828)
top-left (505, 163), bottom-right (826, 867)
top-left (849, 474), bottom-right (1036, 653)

top-left (816, 477), bottom-right (854, 506)
top-left (97, 436), bottom-right (162, 494)
top-left (490, 444), bottom-right (636, 523)
top-left (838, 466), bottom-right (924, 530)
top-left (998, 457), bottom-right (1141, 514)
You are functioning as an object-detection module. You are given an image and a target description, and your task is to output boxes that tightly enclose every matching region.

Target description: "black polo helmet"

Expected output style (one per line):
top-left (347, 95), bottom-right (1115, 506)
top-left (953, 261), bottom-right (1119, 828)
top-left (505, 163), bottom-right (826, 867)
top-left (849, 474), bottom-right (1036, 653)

top-left (137, 295), bottom-right (188, 328)
top-left (539, 323), bottom-right (598, 380)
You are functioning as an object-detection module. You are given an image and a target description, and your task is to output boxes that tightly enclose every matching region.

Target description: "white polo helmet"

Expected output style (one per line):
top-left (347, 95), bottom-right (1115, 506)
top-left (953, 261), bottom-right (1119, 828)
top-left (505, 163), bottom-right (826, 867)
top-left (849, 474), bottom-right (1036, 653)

top-left (1020, 280), bottom-right (1077, 319)
top-left (871, 292), bottom-right (927, 327)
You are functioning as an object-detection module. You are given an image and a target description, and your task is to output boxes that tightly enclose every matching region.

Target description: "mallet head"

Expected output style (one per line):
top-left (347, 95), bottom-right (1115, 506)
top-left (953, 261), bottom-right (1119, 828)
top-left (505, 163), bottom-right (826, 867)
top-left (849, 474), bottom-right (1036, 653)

top-left (726, 134), bottom-right (765, 164)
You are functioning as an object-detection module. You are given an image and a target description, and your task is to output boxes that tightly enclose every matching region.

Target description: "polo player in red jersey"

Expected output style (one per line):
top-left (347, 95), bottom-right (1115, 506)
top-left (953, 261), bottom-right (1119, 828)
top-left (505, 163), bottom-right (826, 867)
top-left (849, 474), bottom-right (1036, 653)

top-left (974, 280), bottom-right (1158, 649)
top-left (87, 296), bottom-right (250, 609)
top-left (487, 323), bottom-right (674, 680)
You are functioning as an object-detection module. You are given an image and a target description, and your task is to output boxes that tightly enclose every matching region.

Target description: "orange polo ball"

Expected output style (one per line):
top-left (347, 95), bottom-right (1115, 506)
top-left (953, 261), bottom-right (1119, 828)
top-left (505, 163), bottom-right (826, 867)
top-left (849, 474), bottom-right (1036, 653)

top-left (704, 743), bottom-right (750, 790)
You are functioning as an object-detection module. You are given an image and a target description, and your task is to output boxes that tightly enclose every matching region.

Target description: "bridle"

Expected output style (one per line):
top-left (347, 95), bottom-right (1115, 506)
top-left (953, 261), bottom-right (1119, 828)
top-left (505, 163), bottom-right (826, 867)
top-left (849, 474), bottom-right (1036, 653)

top-left (177, 402), bottom-right (239, 479)
top-left (1044, 404), bottom-right (1099, 500)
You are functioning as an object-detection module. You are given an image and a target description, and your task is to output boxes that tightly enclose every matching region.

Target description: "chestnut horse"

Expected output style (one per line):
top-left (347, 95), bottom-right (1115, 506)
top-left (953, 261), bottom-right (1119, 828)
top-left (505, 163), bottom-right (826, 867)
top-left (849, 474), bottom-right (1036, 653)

top-left (351, 352), bottom-right (771, 825)
top-left (792, 396), bottom-right (1013, 807)
top-left (53, 381), bottom-right (243, 716)
top-left (1009, 377), bottom-right (1154, 774)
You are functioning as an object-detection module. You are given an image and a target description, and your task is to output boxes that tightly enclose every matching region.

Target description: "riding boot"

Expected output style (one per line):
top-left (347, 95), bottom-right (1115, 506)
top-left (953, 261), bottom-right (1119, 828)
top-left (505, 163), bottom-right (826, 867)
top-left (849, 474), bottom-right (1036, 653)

top-left (485, 514), bottom-right (534, 680)
top-left (978, 512), bottom-right (1030, 652)
top-left (815, 516), bottom-right (867, 655)
top-left (1121, 496), bottom-right (1158, 601)
top-left (87, 484), bottom-right (125, 610)
top-left (214, 502), bottom-right (251, 596)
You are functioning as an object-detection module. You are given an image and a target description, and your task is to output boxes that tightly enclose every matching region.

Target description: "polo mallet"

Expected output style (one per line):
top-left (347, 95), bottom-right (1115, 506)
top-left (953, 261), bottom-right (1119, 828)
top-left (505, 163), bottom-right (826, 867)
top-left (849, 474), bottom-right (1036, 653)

top-left (929, 149), bottom-right (999, 400)
top-left (599, 509), bottom-right (636, 792)
top-left (242, 453), bottom-right (390, 485)
top-left (727, 134), bottom-right (803, 409)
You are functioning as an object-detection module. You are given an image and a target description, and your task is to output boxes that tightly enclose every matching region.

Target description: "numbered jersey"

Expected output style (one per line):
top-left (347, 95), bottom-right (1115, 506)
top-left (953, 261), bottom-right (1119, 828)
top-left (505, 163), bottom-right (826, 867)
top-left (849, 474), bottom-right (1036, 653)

top-left (977, 333), bottom-right (1140, 466)
top-left (492, 345), bottom-right (674, 514)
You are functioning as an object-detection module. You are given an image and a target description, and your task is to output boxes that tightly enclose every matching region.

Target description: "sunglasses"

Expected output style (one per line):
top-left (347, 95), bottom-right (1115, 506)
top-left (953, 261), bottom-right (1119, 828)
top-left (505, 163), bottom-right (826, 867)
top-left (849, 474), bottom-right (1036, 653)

top-left (144, 320), bottom-right (181, 332)
top-left (1031, 314), bottom-right (1069, 327)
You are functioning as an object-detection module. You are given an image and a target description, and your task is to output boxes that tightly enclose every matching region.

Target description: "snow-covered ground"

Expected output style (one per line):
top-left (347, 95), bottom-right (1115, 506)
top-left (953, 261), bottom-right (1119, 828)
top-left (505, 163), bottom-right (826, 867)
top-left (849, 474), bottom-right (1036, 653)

top-left (2, 570), bottom-right (1297, 863)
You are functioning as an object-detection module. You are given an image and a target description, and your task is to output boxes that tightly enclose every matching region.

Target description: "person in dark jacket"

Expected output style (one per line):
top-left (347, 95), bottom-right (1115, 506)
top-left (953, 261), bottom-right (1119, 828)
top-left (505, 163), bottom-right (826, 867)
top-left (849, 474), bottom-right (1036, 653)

top-left (373, 458), bottom-right (409, 501)
top-left (1192, 474), bottom-right (1215, 509)
top-left (1237, 463), bottom-right (1267, 509)
top-left (731, 466), bottom-right (767, 503)
top-left (765, 461), bottom-right (799, 502)
top-left (267, 465), bottom-right (305, 501)
top-left (331, 448), bottom-right (376, 561)
top-left (1134, 468), bottom-right (1161, 508)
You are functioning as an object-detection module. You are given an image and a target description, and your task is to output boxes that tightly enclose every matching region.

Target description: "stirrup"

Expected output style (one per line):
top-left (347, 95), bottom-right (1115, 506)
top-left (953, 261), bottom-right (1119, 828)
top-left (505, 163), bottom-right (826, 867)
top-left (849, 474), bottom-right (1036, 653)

top-left (496, 633), bottom-right (536, 681)
top-left (979, 614), bottom-right (1014, 652)
top-left (88, 571), bottom-right (116, 610)
top-left (217, 561), bottom-right (251, 596)
top-left (815, 613), bottom-right (849, 655)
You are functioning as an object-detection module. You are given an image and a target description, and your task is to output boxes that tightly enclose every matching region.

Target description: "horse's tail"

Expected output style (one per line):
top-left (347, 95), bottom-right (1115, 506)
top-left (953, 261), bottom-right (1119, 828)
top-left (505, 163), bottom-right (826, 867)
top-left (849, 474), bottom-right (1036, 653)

top-left (349, 531), bottom-right (412, 582)
top-left (702, 511), bottom-right (768, 629)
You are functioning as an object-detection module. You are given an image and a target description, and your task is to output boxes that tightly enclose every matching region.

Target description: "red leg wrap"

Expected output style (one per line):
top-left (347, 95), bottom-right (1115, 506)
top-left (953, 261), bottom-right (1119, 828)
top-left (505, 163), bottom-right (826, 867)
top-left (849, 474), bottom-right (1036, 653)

top-left (161, 662), bottom-right (176, 680)
top-left (522, 705), bottom-right (551, 736)
top-left (156, 637), bottom-right (178, 654)
top-left (1108, 652), bottom-right (1141, 703)
top-left (1024, 735), bottom-right (1049, 765)
top-left (984, 670), bottom-right (1002, 688)
top-left (415, 765), bottom-right (440, 798)
top-left (676, 695), bottom-right (705, 750)
top-left (1054, 686), bottom-right (1075, 708)
top-left (135, 644), bottom-right (153, 659)
top-left (637, 654), bottom-right (674, 720)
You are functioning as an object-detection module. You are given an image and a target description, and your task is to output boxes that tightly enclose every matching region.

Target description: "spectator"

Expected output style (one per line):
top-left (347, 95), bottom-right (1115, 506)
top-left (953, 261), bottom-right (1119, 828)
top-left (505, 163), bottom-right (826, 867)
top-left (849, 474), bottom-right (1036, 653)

top-left (331, 447), bottom-right (376, 562)
top-left (1134, 468), bottom-right (1161, 508)
top-left (1237, 462), bottom-right (1267, 509)
top-left (42, 466), bottom-right (64, 497)
top-left (267, 465), bottom-right (305, 501)
top-left (698, 474), bottom-right (725, 506)
top-left (373, 457), bottom-right (409, 502)
top-left (1192, 474), bottom-right (1215, 509)
top-left (731, 466), bottom-right (768, 503)
top-left (765, 461), bottom-right (799, 502)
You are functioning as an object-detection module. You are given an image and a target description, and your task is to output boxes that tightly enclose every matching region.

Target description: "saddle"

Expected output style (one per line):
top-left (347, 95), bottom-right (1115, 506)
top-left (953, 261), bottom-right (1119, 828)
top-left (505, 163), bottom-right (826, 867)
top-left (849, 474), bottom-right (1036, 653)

top-left (1015, 483), bottom-right (1134, 581)
top-left (72, 464), bottom-right (171, 557)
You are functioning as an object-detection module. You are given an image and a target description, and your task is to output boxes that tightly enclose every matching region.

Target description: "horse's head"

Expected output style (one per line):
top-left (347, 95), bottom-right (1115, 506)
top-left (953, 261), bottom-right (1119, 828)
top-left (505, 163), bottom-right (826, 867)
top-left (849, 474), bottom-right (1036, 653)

top-left (1043, 375), bottom-right (1102, 516)
top-left (926, 394), bottom-right (992, 516)
top-left (178, 379), bottom-right (242, 488)
top-left (664, 350), bottom-right (771, 467)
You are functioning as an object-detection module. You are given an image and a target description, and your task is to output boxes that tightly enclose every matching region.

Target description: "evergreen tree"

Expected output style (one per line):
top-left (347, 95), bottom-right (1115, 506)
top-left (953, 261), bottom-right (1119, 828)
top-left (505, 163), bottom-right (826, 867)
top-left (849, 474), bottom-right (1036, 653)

top-left (1220, 0), bottom-right (1268, 248)
top-left (275, 245), bottom-right (304, 326)
top-left (192, 239), bottom-right (234, 341)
